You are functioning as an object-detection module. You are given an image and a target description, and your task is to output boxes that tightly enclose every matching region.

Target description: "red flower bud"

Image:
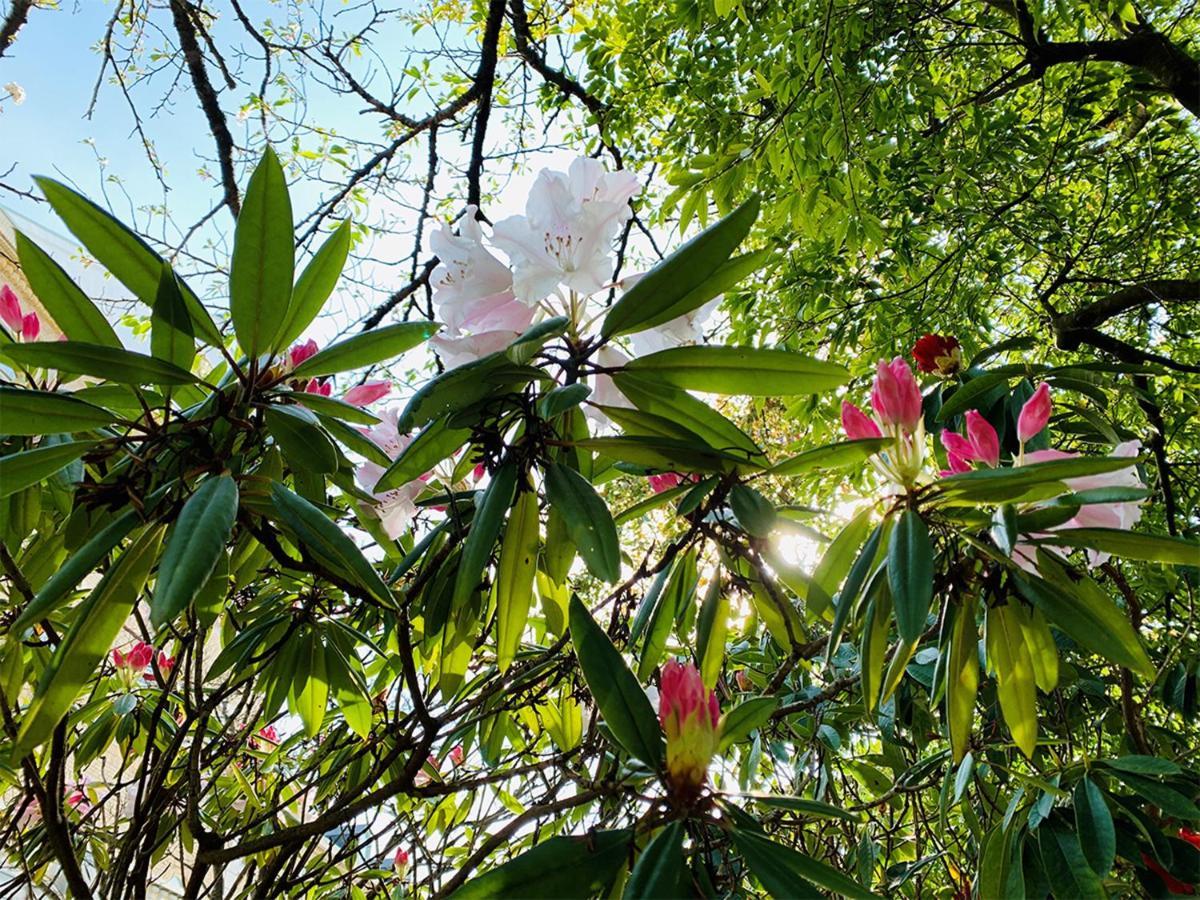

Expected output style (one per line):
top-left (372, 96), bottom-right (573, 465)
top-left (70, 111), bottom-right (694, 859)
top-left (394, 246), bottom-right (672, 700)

top-left (911, 333), bottom-right (962, 376)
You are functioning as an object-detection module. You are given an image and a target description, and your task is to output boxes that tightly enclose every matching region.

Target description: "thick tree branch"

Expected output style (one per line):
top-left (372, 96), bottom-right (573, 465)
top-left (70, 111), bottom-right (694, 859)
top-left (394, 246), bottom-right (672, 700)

top-left (1054, 278), bottom-right (1200, 332)
top-left (169, 0), bottom-right (241, 216)
top-left (0, 0), bottom-right (33, 59)
top-left (466, 0), bottom-right (508, 209)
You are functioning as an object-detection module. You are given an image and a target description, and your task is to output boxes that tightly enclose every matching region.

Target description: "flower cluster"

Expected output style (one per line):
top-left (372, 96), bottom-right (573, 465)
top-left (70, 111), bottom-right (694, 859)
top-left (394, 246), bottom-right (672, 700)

top-left (1, 284), bottom-right (42, 341)
top-left (659, 660), bottom-right (720, 797)
top-left (842, 357), bottom-right (926, 486)
top-left (112, 640), bottom-right (174, 686)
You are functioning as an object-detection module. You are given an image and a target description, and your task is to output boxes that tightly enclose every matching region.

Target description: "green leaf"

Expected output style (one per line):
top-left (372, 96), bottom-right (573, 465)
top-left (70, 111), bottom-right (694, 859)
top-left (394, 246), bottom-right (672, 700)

top-left (0, 386), bottom-right (120, 434)
top-left (568, 594), bottom-right (663, 767)
top-left (34, 176), bottom-right (222, 346)
top-left (14, 231), bottom-right (121, 347)
top-left (290, 391), bottom-right (381, 425)
top-left (717, 696), bottom-right (779, 752)
top-left (625, 346), bottom-right (848, 396)
top-left (398, 353), bottom-right (541, 431)
top-left (449, 829), bottom-right (632, 900)
top-left (947, 601), bottom-right (980, 764)
top-left (768, 438), bottom-right (893, 477)
top-left (15, 525), bottom-right (165, 754)
top-left (375, 416), bottom-right (470, 492)
top-left (731, 829), bottom-right (878, 899)
top-left (150, 475), bottom-right (239, 629)
top-left (276, 220), bottom-right (352, 348)
top-left (888, 510), bottom-right (933, 643)
top-left (230, 146), bottom-right (294, 357)
top-left (613, 372), bottom-right (764, 465)
top-left (324, 638), bottom-right (372, 739)
top-left (291, 321), bottom-right (438, 378)
top-left (1035, 826), bottom-right (1106, 900)
top-left (1110, 770), bottom-right (1200, 820)
top-left (936, 371), bottom-right (1016, 421)
top-left (454, 463), bottom-right (518, 608)
top-left (624, 822), bottom-right (686, 900)
top-left (575, 433), bottom-right (747, 473)
top-left (544, 462), bottom-right (621, 583)
top-left (934, 457), bottom-right (1139, 504)
top-left (986, 603), bottom-right (1037, 758)
top-left (638, 550), bottom-right (697, 681)
top-left (1014, 565), bottom-right (1153, 678)
top-left (696, 575), bottom-right (728, 690)
top-left (2, 341), bottom-right (200, 385)
top-left (0, 441), bottom-right (94, 499)
top-left (265, 405), bottom-right (338, 475)
top-left (1101, 755), bottom-right (1181, 776)
top-left (292, 630), bottom-right (328, 738)
top-left (730, 485), bottom-right (777, 537)
top-left (1043, 528), bottom-right (1198, 567)
top-left (270, 483), bottom-right (393, 606)
top-left (603, 195), bottom-right (760, 337)
top-left (13, 489), bottom-right (168, 631)
top-left (826, 520), bottom-right (885, 662)
top-left (538, 383), bottom-right (591, 419)
top-left (1073, 778), bottom-right (1115, 876)
top-left (151, 264), bottom-right (195, 373)
top-left (815, 507), bottom-right (874, 622)
top-left (741, 794), bottom-right (862, 822)
top-left (496, 488), bottom-right (540, 672)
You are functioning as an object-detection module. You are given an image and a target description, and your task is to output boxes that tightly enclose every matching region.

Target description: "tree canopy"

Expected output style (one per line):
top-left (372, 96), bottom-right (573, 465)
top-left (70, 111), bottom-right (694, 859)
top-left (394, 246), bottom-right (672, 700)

top-left (0, 1), bottom-right (1197, 897)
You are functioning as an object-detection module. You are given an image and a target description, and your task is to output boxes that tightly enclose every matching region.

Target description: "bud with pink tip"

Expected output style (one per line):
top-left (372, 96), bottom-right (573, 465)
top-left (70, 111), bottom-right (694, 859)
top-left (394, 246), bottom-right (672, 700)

top-left (1018, 383), bottom-right (1052, 443)
top-left (394, 848), bottom-right (410, 875)
top-left (288, 339), bottom-right (319, 369)
top-left (870, 357), bottom-right (923, 433)
top-left (448, 745), bottom-right (464, 766)
top-left (0, 285), bottom-right (23, 333)
top-left (659, 660), bottom-right (720, 796)
top-left (964, 411), bottom-right (999, 467)
top-left (648, 472), bottom-right (684, 494)
top-left (21, 312), bottom-right (40, 341)
top-left (343, 380), bottom-right (391, 407)
top-left (841, 401), bottom-right (882, 440)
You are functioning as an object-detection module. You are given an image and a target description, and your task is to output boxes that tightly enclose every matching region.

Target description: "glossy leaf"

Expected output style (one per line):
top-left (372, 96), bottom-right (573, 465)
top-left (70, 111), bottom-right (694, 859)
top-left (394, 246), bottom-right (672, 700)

top-left (291, 321), bottom-right (438, 378)
top-left (454, 462), bottom-right (518, 608)
top-left (1043, 528), bottom-right (1198, 567)
top-left (1073, 778), bottom-right (1115, 876)
top-left (625, 346), bottom-right (849, 396)
top-left (623, 822), bottom-right (686, 900)
top-left (544, 462), bottom-right (620, 583)
top-left (496, 488), bottom-right (540, 672)
top-left (276, 219), bottom-right (352, 348)
top-left (888, 510), bottom-right (933, 643)
top-left (0, 440), bottom-right (94, 499)
top-left (449, 829), bottom-right (632, 900)
top-left (15, 231), bottom-right (121, 346)
top-left (2, 341), bottom-right (200, 385)
top-left (769, 438), bottom-right (893, 477)
top-left (376, 416), bottom-right (470, 492)
top-left (229, 146), bottom-right (294, 357)
top-left (150, 264), bottom-right (195, 373)
top-left (731, 829), bottom-right (878, 899)
top-left (265, 405), bottom-right (338, 475)
top-left (986, 603), bottom-right (1037, 758)
top-left (151, 475), bottom-right (239, 629)
top-left (0, 386), bottom-right (120, 434)
top-left (568, 594), bottom-right (663, 767)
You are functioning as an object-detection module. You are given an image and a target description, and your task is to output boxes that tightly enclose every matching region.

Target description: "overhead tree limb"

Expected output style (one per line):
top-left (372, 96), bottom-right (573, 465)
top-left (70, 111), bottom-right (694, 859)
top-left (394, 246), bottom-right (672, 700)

top-left (169, 0), bottom-right (241, 217)
top-left (0, 0), bottom-right (33, 59)
top-left (1053, 279), bottom-right (1200, 332)
top-left (466, 0), bottom-right (508, 209)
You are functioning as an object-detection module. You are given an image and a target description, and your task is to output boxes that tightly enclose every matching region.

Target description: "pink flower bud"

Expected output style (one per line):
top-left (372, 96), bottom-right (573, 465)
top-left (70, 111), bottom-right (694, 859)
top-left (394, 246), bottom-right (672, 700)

top-left (1018, 383), bottom-right (1051, 443)
top-left (0, 285), bottom-right (22, 333)
top-left (394, 848), bottom-right (410, 874)
top-left (305, 378), bottom-right (332, 396)
top-left (448, 745), bottom-right (464, 766)
top-left (841, 401), bottom-right (882, 440)
top-left (289, 339), bottom-right (319, 368)
top-left (112, 648), bottom-right (127, 669)
top-left (342, 379), bottom-right (391, 407)
top-left (20, 311), bottom-right (40, 341)
top-left (965, 410), bottom-right (999, 468)
top-left (659, 660), bottom-right (719, 794)
top-left (128, 641), bottom-right (155, 670)
top-left (258, 725), bottom-right (279, 744)
top-left (647, 472), bottom-right (684, 494)
top-left (870, 357), bottom-right (922, 432)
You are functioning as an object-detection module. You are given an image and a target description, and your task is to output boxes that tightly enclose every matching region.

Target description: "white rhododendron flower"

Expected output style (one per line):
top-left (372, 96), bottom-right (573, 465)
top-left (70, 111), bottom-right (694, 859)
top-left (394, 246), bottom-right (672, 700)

top-left (431, 205), bottom-right (519, 334)
top-left (4, 82), bottom-right (25, 105)
top-left (356, 409), bottom-right (427, 539)
top-left (492, 158), bottom-right (640, 304)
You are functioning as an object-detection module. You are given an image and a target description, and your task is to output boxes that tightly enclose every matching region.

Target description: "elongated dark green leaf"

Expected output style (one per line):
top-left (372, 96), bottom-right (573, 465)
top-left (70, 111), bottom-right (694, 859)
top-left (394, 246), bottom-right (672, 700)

top-left (625, 346), bottom-right (848, 396)
top-left (230, 146), bottom-right (294, 357)
top-left (624, 822), bottom-right (686, 900)
top-left (635, 248), bottom-right (771, 335)
top-left (265, 405), bottom-right (338, 475)
top-left (270, 483), bottom-right (393, 606)
top-left (449, 829), bottom-right (632, 900)
top-left (2, 341), bottom-right (200, 386)
top-left (0, 386), bottom-right (120, 434)
top-left (603, 196), bottom-right (760, 337)
top-left (730, 485), bottom-right (777, 537)
top-left (696, 575), bottom-right (728, 689)
top-left (769, 438), bottom-right (894, 477)
top-left (276, 219), bottom-right (352, 348)
top-left (731, 829), bottom-right (878, 899)
top-left (15, 525), bottom-right (165, 754)
top-left (1101, 755), bottom-right (1181, 776)
top-left (545, 462), bottom-right (620, 582)
top-left (1073, 778), bottom-right (1115, 876)
top-left (935, 371), bottom-right (1016, 421)
top-left (1014, 567), bottom-right (1153, 678)
top-left (291, 629), bottom-right (328, 738)
top-left (376, 416), bottom-right (470, 492)
top-left (292, 321), bottom-right (437, 378)
top-left (717, 696), bottom-right (779, 752)
top-left (398, 352), bottom-right (541, 431)
top-left (569, 594), bottom-right (663, 767)
top-left (150, 475), bottom-right (239, 629)
top-left (826, 523), bottom-right (886, 663)
top-left (538, 383), bottom-right (591, 419)
top-left (575, 435), bottom-right (745, 474)
top-left (0, 441), bottom-right (94, 499)
top-left (889, 510), bottom-right (933, 643)
top-left (934, 457), bottom-right (1138, 504)
top-left (1044, 528), bottom-right (1198, 567)
top-left (638, 550), bottom-right (697, 680)
top-left (741, 794), bottom-right (862, 822)
top-left (34, 176), bottom-right (222, 345)
top-left (15, 231), bottom-right (121, 347)
top-left (613, 372), bottom-right (764, 464)
top-left (496, 488), bottom-right (540, 672)
top-left (13, 487), bottom-right (169, 631)
top-left (291, 391), bottom-right (381, 425)
top-left (1111, 770), bottom-right (1200, 819)
top-left (151, 264), bottom-right (195, 373)
top-left (453, 463), bottom-right (518, 610)
top-left (1035, 826), bottom-right (1105, 900)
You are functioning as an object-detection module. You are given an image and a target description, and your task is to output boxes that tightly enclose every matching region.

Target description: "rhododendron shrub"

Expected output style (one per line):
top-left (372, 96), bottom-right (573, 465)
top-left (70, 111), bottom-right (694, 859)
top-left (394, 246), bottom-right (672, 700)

top-left (0, 148), bottom-right (1195, 898)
